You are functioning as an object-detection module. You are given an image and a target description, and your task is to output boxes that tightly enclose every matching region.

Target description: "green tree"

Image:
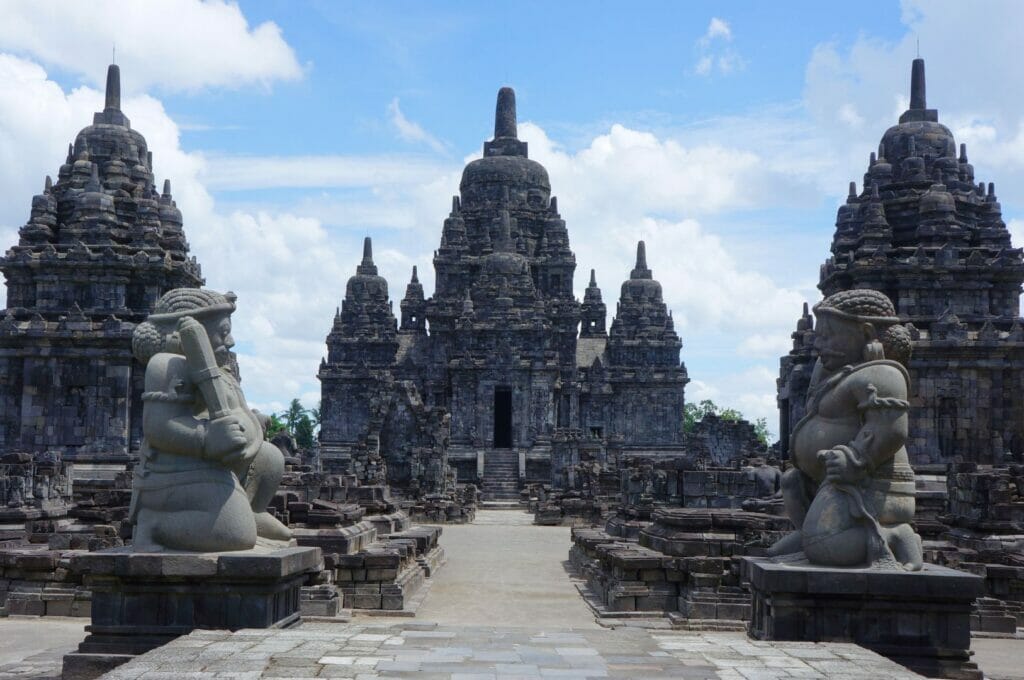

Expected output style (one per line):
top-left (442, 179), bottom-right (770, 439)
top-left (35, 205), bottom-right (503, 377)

top-left (683, 399), bottom-right (720, 432)
top-left (265, 413), bottom-right (287, 438)
top-left (294, 412), bottom-right (315, 450)
top-left (752, 418), bottom-right (770, 447)
top-left (284, 398), bottom-right (306, 433)
top-left (310, 401), bottom-right (321, 433)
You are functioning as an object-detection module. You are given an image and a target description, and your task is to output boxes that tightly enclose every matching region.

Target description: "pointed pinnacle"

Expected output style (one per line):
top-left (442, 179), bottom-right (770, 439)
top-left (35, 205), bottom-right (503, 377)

top-left (494, 86), bottom-right (517, 139)
top-left (105, 64), bottom-right (121, 111)
top-left (589, 268), bottom-right (597, 287)
top-left (411, 265), bottom-right (419, 283)
top-left (362, 236), bottom-right (373, 264)
top-left (162, 179), bottom-right (171, 197)
top-left (909, 58), bottom-right (926, 110)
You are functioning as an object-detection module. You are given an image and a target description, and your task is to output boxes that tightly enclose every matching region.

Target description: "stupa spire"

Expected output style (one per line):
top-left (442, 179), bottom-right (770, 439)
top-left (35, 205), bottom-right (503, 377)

top-left (631, 241), bottom-right (652, 280)
top-left (494, 87), bottom-right (517, 139)
top-left (898, 57), bottom-right (937, 124)
top-left (104, 64), bottom-right (121, 111)
top-left (357, 236), bottom-right (378, 275)
top-left (909, 58), bottom-right (926, 110)
top-left (483, 86), bottom-right (528, 157)
top-left (94, 64), bottom-right (129, 126)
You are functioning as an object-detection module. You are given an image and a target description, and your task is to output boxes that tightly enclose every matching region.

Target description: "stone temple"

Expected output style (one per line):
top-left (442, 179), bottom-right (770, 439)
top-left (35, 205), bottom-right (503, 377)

top-left (320, 88), bottom-right (689, 499)
top-left (0, 65), bottom-right (203, 463)
top-left (778, 58), bottom-right (1024, 465)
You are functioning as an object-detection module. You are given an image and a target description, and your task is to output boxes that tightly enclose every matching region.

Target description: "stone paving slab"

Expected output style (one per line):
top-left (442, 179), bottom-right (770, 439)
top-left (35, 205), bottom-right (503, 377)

top-left (93, 622), bottom-right (926, 680)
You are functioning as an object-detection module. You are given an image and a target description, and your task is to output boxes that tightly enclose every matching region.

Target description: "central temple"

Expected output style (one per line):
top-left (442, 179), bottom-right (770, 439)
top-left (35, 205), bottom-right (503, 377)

top-left (319, 88), bottom-right (689, 499)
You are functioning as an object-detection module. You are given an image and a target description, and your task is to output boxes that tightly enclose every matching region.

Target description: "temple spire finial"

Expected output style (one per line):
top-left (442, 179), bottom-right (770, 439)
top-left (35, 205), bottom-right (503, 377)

top-left (631, 240), bottom-right (652, 280)
top-left (589, 268), bottom-right (597, 287)
top-left (494, 87), bottom-right (517, 139)
top-left (356, 236), bottom-right (378, 276)
top-left (909, 58), bottom-right (926, 110)
top-left (105, 64), bottom-right (121, 112)
top-left (411, 265), bottom-right (418, 283)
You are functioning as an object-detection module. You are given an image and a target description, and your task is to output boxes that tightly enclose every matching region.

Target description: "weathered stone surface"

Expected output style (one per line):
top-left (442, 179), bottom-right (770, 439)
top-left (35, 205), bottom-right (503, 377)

top-left (779, 58), bottom-right (1024, 466)
top-left (319, 88), bottom-right (688, 503)
top-left (0, 450), bottom-right (71, 522)
top-left (129, 288), bottom-right (291, 552)
top-left (744, 556), bottom-right (983, 679)
top-left (62, 545), bottom-right (321, 679)
top-left (0, 64), bottom-right (203, 464)
top-left (771, 289), bottom-right (923, 570)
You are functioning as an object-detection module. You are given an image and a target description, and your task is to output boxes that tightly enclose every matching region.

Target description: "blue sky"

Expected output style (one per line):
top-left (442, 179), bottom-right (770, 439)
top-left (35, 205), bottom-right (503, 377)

top-left (0, 1), bottom-right (1021, 436)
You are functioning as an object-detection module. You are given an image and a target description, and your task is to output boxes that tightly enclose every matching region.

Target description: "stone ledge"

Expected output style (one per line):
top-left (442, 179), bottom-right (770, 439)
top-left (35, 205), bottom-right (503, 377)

top-left (70, 545), bottom-right (321, 580)
top-left (743, 556), bottom-right (984, 680)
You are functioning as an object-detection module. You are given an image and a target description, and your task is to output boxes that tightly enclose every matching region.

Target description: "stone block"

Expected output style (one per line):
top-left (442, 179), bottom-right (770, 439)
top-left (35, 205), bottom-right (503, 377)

top-left (743, 556), bottom-right (983, 680)
top-left (62, 546), bottom-right (321, 679)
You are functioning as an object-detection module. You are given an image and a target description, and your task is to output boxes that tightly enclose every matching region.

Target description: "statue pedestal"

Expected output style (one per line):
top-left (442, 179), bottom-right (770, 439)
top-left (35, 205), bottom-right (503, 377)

top-left (742, 556), bottom-right (983, 680)
top-left (61, 545), bottom-right (322, 680)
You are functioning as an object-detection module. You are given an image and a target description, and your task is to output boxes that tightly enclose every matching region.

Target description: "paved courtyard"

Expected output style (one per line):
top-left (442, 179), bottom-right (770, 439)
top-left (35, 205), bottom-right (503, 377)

top-left (0, 510), bottom-right (1022, 679)
top-left (98, 622), bottom-right (926, 680)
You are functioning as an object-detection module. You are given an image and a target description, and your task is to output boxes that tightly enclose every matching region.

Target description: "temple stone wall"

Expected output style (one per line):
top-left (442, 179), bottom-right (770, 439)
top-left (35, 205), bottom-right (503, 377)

top-left (319, 89), bottom-right (688, 499)
top-left (0, 64), bottom-right (203, 463)
top-left (778, 59), bottom-right (1024, 465)
top-left (684, 414), bottom-right (767, 468)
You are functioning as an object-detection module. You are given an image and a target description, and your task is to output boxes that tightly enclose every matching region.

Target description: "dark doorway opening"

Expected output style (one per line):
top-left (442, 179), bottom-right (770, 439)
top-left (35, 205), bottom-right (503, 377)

top-left (494, 387), bottom-right (512, 448)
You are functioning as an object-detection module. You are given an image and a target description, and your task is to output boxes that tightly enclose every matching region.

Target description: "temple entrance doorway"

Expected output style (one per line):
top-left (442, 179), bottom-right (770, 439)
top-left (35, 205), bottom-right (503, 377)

top-left (493, 387), bottom-right (512, 448)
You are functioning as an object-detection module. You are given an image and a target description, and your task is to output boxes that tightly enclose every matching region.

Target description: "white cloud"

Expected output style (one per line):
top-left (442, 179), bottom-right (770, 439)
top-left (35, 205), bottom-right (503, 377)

top-left (1009, 219), bottom-right (1024, 249)
top-left (700, 17), bottom-right (733, 46)
top-left (388, 98), bottom-right (447, 153)
top-left (837, 103), bottom-right (864, 128)
top-left (739, 333), bottom-right (794, 358)
top-left (0, 51), bottom-right (810, 429)
top-left (802, 0), bottom-right (1024, 208)
top-left (694, 17), bottom-right (744, 77)
top-left (199, 153), bottom-right (453, 191)
top-left (687, 365), bottom-right (779, 436)
top-left (0, 1), bottom-right (302, 93)
top-left (0, 54), bottom-right (330, 413)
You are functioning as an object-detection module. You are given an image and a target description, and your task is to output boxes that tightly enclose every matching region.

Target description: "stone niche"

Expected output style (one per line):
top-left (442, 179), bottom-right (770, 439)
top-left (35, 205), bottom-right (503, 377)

top-left (0, 451), bottom-right (71, 522)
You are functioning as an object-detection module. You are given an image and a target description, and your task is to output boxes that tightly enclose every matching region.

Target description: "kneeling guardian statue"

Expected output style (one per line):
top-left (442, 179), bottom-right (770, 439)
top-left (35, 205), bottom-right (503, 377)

top-left (769, 289), bottom-right (923, 570)
top-left (129, 288), bottom-right (291, 552)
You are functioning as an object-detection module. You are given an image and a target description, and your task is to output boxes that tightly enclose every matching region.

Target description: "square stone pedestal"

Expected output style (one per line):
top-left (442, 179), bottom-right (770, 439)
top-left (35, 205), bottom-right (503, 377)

top-left (742, 556), bottom-right (983, 680)
top-left (61, 545), bottom-right (322, 680)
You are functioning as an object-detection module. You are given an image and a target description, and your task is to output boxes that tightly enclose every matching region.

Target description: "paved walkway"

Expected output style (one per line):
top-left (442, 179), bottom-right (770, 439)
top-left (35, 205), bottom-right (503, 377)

top-left (99, 622), bottom-right (926, 679)
top-left (1, 510), bottom-right (1023, 679)
top-left (0, 617), bottom-right (85, 679)
top-left (412, 510), bottom-right (598, 628)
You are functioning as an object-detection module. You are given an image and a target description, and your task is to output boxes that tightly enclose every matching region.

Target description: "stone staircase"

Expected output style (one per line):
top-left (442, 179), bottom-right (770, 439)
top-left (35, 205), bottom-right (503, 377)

top-left (481, 449), bottom-right (521, 501)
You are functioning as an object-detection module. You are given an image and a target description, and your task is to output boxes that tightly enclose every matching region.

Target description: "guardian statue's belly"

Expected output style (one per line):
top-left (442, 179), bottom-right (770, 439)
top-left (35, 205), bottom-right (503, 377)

top-left (791, 414), bottom-right (861, 482)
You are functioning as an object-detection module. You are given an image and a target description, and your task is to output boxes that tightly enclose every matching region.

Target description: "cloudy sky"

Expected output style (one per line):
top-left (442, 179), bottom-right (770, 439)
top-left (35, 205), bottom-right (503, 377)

top-left (1, 1), bottom-right (1022, 436)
